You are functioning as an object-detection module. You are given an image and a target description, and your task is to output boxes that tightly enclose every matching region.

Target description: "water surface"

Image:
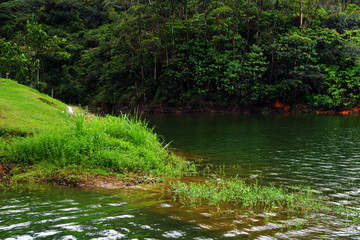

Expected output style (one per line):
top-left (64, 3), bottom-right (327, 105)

top-left (0, 186), bottom-right (232, 239)
top-left (146, 114), bottom-right (360, 195)
top-left (1, 114), bottom-right (360, 239)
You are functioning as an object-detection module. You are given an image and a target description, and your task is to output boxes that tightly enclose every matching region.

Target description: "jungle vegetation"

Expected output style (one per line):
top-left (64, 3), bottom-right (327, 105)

top-left (1, 0), bottom-right (360, 110)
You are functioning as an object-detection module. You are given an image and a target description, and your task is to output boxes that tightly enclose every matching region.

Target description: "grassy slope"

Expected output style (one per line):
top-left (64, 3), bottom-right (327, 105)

top-left (0, 78), bottom-right (68, 133)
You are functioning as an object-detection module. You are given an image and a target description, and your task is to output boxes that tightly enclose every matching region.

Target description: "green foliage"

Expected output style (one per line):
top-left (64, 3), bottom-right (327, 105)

top-left (0, 39), bottom-right (29, 84)
top-left (1, 0), bottom-right (360, 109)
top-left (243, 44), bottom-right (269, 103)
top-left (312, 63), bottom-right (360, 108)
top-left (24, 17), bottom-right (70, 88)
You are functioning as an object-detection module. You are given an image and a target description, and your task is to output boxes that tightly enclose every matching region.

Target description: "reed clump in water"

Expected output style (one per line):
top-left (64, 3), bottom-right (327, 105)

top-left (171, 177), bottom-right (321, 211)
top-left (170, 176), bottom-right (360, 226)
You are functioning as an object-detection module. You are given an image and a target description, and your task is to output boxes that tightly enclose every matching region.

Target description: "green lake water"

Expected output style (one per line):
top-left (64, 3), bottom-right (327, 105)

top-left (1, 114), bottom-right (360, 239)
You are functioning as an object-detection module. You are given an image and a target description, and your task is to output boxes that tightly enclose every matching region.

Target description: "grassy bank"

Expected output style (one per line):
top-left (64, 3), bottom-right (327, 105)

top-left (0, 78), bottom-right (68, 133)
top-left (0, 78), bottom-right (195, 187)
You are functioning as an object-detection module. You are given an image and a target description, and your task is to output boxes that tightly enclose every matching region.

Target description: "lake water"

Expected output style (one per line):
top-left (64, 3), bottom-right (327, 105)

top-left (1, 114), bottom-right (360, 239)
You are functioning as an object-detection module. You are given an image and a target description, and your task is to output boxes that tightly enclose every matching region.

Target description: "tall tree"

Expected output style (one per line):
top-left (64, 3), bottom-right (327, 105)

top-left (25, 17), bottom-right (69, 88)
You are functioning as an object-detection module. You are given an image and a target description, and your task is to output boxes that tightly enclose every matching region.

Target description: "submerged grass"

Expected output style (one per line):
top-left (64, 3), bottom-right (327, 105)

top-left (170, 176), bottom-right (360, 226)
top-left (171, 177), bottom-right (323, 212)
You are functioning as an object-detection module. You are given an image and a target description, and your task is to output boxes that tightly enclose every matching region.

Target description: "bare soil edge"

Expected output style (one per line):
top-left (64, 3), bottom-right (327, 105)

top-left (0, 163), bottom-right (162, 189)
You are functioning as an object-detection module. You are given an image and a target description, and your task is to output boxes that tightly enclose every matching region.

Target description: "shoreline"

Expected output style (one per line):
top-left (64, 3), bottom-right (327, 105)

top-left (0, 163), bottom-right (163, 189)
top-left (95, 102), bottom-right (360, 116)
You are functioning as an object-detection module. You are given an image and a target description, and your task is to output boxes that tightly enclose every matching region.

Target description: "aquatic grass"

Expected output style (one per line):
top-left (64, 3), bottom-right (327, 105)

top-left (3, 114), bottom-right (196, 180)
top-left (333, 205), bottom-right (360, 225)
top-left (170, 177), bottom-right (328, 213)
top-left (170, 177), bottom-right (360, 227)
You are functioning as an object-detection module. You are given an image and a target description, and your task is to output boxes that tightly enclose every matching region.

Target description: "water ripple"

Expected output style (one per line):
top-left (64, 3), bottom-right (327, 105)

top-left (93, 214), bottom-right (134, 222)
top-left (162, 230), bottom-right (186, 238)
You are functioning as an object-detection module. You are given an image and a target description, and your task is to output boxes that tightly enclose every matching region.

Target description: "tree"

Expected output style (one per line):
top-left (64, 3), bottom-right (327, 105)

top-left (0, 39), bottom-right (29, 84)
top-left (24, 17), bottom-right (69, 88)
top-left (243, 44), bottom-right (269, 103)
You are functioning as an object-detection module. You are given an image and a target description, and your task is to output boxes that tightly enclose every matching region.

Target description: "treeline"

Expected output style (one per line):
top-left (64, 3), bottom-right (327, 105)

top-left (1, 0), bottom-right (360, 110)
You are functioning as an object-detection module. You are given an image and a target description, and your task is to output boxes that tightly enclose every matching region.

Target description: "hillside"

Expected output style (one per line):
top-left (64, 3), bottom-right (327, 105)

top-left (0, 78), bottom-right (68, 134)
top-left (1, 1), bottom-right (360, 111)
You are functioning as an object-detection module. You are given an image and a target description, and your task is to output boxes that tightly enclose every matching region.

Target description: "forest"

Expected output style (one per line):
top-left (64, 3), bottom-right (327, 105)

top-left (1, 0), bottom-right (360, 111)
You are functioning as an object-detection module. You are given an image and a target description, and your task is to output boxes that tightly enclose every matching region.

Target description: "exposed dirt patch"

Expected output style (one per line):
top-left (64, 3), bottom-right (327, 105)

top-left (0, 81), bottom-right (4, 84)
top-left (79, 174), bottom-right (162, 188)
top-left (0, 164), bottom-right (16, 183)
top-left (38, 97), bottom-right (56, 107)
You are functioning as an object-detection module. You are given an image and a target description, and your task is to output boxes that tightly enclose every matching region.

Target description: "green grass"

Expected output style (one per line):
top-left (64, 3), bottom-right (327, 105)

top-left (171, 177), bottom-right (324, 211)
top-left (0, 78), bottom-right (195, 186)
top-left (4, 115), bottom-right (195, 176)
top-left (0, 78), bottom-right (68, 133)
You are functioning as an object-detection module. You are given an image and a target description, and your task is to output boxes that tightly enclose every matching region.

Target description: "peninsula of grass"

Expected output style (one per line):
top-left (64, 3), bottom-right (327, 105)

top-left (0, 78), bottom-right (195, 187)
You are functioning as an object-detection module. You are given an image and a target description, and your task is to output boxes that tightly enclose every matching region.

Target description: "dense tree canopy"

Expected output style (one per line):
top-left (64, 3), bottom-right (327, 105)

top-left (1, 0), bottom-right (360, 110)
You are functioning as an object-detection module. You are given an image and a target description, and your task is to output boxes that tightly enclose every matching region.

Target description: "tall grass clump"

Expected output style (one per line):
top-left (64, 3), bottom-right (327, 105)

top-left (4, 114), bottom-right (195, 177)
top-left (171, 177), bottom-right (360, 226)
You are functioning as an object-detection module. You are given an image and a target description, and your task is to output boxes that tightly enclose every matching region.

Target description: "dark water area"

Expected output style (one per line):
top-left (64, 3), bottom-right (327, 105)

top-left (1, 114), bottom-right (360, 239)
top-left (145, 114), bottom-right (360, 197)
